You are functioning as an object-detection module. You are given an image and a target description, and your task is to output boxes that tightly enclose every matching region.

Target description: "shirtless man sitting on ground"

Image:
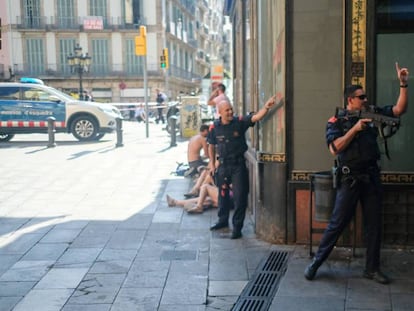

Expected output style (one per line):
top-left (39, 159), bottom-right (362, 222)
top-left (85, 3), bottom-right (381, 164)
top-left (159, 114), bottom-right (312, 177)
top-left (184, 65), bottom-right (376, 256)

top-left (187, 124), bottom-right (209, 174)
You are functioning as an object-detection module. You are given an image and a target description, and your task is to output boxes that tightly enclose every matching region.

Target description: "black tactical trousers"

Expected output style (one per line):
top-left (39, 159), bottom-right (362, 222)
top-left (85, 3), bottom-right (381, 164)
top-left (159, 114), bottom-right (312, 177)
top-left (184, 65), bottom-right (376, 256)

top-left (156, 107), bottom-right (165, 124)
top-left (314, 171), bottom-right (383, 272)
top-left (216, 160), bottom-right (249, 231)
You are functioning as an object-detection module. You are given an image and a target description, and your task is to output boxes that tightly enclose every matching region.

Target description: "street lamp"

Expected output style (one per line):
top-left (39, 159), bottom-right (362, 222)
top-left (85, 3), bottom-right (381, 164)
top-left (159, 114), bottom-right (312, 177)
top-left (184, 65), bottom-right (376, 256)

top-left (67, 44), bottom-right (92, 100)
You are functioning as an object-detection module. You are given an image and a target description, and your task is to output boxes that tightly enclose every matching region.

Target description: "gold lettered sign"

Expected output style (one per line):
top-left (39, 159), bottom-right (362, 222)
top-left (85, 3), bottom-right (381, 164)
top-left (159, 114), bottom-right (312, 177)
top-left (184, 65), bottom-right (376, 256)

top-left (291, 170), bottom-right (414, 185)
top-left (257, 152), bottom-right (286, 163)
top-left (291, 171), bottom-right (312, 182)
top-left (351, 0), bottom-right (366, 88)
top-left (381, 172), bottom-right (414, 184)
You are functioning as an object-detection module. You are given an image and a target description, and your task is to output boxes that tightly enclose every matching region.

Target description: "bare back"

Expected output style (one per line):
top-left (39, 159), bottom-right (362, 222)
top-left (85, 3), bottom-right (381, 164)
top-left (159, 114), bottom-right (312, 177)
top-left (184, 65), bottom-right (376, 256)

top-left (187, 134), bottom-right (208, 162)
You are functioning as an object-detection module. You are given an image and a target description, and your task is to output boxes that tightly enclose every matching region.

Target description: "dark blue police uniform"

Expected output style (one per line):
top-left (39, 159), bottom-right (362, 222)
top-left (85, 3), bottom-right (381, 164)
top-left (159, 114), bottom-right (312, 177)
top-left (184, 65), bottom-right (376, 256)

top-left (314, 105), bottom-right (395, 273)
top-left (207, 115), bottom-right (255, 235)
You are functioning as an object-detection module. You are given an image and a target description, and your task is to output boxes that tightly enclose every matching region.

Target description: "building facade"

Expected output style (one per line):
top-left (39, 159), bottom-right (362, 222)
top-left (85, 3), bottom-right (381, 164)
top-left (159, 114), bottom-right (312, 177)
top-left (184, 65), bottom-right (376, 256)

top-left (225, 0), bottom-right (414, 246)
top-left (0, 0), bottom-right (227, 103)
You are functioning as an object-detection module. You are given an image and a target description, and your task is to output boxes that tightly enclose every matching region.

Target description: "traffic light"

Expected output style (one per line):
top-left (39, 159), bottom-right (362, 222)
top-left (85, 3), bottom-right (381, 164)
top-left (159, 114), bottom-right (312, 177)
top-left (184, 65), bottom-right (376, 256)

top-left (160, 55), bottom-right (166, 68)
top-left (135, 26), bottom-right (147, 56)
top-left (160, 48), bottom-right (169, 69)
top-left (135, 35), bottom-right (146, 55)
top-left (163, 48), bottom-right (169, 69)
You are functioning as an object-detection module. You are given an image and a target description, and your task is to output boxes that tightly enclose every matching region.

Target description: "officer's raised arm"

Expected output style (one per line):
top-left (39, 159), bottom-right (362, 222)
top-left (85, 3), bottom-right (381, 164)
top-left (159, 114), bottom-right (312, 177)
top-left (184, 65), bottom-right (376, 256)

top-left (251, 95), bottom-right (276, 123)
top-left (393, 62), bottom-right (409, 117)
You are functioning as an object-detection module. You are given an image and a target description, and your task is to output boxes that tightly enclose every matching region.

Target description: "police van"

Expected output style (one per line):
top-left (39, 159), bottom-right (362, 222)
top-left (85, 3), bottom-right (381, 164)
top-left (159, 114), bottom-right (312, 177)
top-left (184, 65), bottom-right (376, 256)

top-left (0, 78), bottom-right (122, 142)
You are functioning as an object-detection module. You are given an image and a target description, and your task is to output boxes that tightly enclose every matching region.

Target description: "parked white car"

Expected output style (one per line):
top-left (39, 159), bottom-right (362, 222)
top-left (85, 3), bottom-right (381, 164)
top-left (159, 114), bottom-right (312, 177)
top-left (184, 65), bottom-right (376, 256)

top-left (0, 80), bottom-right (122, 142)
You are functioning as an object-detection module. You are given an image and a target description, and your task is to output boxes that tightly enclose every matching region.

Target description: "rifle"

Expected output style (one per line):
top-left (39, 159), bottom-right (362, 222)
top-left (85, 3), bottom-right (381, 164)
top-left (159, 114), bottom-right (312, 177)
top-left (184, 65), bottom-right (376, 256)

top-left (335, 107), bottom-right (400, 128)
top-left (334, 107), bottom-right (401, 159)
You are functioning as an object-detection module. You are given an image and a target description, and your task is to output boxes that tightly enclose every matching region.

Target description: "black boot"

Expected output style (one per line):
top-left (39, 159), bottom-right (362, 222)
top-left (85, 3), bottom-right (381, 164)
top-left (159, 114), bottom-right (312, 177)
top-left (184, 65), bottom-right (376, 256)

top-left (210, 222), bottom-right (229, 231)
top-left (363, 270), bottom-right (390, 285)
top-left (304, 258), bottom-right (321, 281)
top-left (231, 230), bottom-right (242, 239)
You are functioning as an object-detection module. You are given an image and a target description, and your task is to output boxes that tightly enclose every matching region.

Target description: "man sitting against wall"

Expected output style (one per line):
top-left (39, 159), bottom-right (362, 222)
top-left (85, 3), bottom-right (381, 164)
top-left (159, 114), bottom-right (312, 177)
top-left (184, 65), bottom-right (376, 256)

top-left (185, 124), bottom-right (210, 177)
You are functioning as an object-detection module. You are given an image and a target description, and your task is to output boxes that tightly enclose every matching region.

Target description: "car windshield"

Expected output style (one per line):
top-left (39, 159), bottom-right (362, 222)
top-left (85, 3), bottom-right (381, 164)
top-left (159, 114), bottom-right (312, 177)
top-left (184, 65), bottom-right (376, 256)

top-left (42, 85), bottom-right (77, 101)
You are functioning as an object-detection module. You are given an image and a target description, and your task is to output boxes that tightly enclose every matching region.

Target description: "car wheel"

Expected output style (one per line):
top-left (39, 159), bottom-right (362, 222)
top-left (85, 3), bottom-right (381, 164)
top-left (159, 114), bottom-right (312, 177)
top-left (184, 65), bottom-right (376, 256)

top-left (71, 115), bottom-right (98, 141)
top-left (0, 133), bottom-right (14, 142)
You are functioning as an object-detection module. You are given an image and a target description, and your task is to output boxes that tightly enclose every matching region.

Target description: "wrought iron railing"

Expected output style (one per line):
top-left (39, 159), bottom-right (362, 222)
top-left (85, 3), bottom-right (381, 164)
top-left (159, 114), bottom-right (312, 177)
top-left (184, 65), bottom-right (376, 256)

top-left (15, 15), bottom-right (147, 31)
top-left (12, 63), bottom-right (201, 82)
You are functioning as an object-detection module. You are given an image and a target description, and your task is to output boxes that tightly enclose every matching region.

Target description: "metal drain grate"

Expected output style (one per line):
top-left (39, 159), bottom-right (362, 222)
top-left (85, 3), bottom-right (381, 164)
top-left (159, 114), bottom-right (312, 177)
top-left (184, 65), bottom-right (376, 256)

top-left (232, 250), bottom-right (290, 311)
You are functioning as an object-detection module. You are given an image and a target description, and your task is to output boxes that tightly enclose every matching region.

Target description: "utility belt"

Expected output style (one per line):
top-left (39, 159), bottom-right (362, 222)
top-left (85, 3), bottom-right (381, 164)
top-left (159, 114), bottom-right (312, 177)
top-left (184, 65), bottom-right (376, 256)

top-left (218, 156), bottom-right (245, 165)
top-left (333, 163), bottom-right (379, 188)
top-left (339, 163), bottom-right (379, 176)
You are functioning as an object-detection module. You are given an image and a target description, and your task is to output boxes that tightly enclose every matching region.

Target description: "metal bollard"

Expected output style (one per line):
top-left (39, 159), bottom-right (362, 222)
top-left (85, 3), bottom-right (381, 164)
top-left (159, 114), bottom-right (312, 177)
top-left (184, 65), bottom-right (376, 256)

top-left (169, 115), bottom-right (177, 147)
top-left (47, 116), bottom-right (57, 148)
top-left (115, 117), bottom-right (124, 147)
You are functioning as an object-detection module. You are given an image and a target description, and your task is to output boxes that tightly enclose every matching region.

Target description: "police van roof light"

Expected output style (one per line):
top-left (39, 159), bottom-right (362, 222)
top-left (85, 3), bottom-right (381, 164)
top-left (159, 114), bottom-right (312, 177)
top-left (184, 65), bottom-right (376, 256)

top-left (20, 77), bottom-right (44, 85)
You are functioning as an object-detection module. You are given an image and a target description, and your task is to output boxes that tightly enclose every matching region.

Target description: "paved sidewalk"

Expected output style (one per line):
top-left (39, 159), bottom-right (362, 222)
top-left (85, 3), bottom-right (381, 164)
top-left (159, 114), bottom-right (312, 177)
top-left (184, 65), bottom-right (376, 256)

top-left (0, 121), bottom-right (413, 311)
top-left (270, 246), bottom-right (414, 311)
top-left (0, 122), bottom-right (277, 311)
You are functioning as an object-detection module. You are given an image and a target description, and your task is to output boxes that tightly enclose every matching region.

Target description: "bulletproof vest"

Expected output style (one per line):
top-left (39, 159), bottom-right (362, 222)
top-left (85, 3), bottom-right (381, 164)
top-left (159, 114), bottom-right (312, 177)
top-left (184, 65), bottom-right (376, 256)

top-left (337, 117), bottom-right (380, 168)
top-left (156, 94), bottom-right (164, 103)
top-left (213, 118), bottom-right (248, 159)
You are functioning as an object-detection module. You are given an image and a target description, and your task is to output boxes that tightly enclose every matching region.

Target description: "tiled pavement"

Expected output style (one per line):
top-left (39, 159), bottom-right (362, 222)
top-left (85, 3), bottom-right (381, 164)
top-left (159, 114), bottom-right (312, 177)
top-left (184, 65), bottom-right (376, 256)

top-left (0, 121), bottom-right (413, 311)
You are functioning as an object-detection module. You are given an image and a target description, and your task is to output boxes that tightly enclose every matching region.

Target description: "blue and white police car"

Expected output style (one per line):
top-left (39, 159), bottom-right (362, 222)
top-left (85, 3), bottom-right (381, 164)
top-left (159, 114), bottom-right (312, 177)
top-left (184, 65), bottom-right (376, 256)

top-left (0, 78), bottom-right (122, 142)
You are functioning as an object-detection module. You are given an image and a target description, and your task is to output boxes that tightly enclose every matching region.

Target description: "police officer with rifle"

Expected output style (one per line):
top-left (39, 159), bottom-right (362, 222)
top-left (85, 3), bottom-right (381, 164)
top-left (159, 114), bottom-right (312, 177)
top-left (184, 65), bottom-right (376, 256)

top-left (334, 106), bottom-right (400, 159)
top-left (207, 96), bottom-right (276, 239)
top-left (304, 63), bottom-right (409, 284)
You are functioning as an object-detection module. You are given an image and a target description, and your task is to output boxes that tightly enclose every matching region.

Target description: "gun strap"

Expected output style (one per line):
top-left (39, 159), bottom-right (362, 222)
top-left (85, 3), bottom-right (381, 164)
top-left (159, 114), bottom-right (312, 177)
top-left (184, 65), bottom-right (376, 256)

top-left (384, 138), bottom-right (390, 160)
top-left (378, 125), bottom-right (391, 160)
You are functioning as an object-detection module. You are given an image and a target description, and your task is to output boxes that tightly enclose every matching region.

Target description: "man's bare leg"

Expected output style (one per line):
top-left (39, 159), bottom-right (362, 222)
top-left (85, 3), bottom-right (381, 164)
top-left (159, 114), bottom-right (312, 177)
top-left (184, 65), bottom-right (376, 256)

top-left (185, 169), bottom-right (210, 197)
top-left (187, 184), bottom-right (218, 213)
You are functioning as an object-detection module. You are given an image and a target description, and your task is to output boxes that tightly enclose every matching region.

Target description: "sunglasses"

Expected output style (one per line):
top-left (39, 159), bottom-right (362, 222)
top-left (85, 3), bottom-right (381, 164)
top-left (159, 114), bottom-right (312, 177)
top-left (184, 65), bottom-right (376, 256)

top-left (353, 94), bottom-right (367, 100)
